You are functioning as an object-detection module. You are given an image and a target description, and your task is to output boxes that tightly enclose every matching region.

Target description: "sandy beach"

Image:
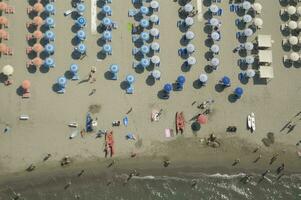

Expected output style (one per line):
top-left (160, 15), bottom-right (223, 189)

top-left (0, 0), bottom-right (301, 198)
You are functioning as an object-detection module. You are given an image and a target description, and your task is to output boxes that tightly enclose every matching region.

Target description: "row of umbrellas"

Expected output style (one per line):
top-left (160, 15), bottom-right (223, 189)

top-left (28, 2), bottom-right (55, 14)
top-left (284, 5), bottom-right (301, 16)
top-left (285, 20), bottom-right (301, 30)
top-left (30, 16), bottom-right (55, 27)
top-left (285, 36), bottom-right (301, 45)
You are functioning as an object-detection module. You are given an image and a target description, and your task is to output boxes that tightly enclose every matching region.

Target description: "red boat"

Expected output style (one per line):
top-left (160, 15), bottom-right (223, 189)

top-left (104, 131), bottom-right (114, 157)
top-left (176, 112), bottom-right (185, 134)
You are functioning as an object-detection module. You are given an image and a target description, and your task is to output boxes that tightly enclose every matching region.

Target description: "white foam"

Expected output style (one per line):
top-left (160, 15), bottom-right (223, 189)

top-left (206, 173), bottom-right (246, 179)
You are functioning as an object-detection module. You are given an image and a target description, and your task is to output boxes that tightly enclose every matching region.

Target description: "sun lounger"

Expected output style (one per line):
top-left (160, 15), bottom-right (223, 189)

top-left (162, 91), bottom-right (169, 99)
top-left (19, 115), bottom-right (29, 120)
top-left (22, 90), bottom-right (31, 98)
top-left (247, 115), bottom-right (252, 129)
top-left (57, 88), bottom-right (65, 94)
top-left (251, 112), bottom-right (256, 132)
top-left (283, 55), bottom-right (289, 63)
top-left (128, 9), bottom-right (138, 17)
top-left (126, 86), bottom-right (134, 94)
top-left (132, 35), bottom-right (140, 42)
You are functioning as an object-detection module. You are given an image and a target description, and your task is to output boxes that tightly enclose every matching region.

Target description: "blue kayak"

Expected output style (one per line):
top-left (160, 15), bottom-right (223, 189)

top-left (123, 116), bottom-right (128, 127)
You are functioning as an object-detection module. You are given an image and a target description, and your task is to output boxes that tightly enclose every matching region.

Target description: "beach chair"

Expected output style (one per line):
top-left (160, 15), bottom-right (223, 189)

top-left (280, 24), bottom-right (287, 31)
top-left (5, 7), bottom-right (15, 14)
top-left (128, 9), bottom-right (138, 17)
top-left (161, 91), bottom-right (170, 99)
top-left (22, 90), bottom-right (31, 98)
top-left (217, 8), bottom-right (223, 16)
top-left (112, 21), bottom-right (118, 29)
top-left (236, 32), bottom-right (242, 39)
top-left (238, 58), bottom-right (246, 66)
top-left (26, 47), bottom-right (33, 54)
top-left (282, 38), bottom-right (288, 46)
top-left (174, 82), bottom-right (183, 91)
top-left (235, 18), bottom-right (241, 26)
top-left (111, 72), bottom-right (117, 80)
top-left (178, 48), bottom-right (188, 57)
top-left (132, 61), bottom-right (139, 69)
top-left (57, 87), bottom-right (65, 94)
top-left (126, 85), bottom-right (134, 94)
top-left (27, 7), bottom-right (33, 14)
top-left (5, 48), bottom-right (13, 56)
top-left (234, 5), bottom-right (240, 13)
top-left (2, 33), bottom-right (9, 40)
top-left (230, 4), bottom-right (235, 12)
top-left (132, 47), bottom-right (139, 55)
top-left (132, 34), bottom-right (140, 42)
top-left (283, 55), bottom-right (289, 63)
top-left (279, 9), bottom-right (285, 16)
top-left (26, 61), bottom-right (33, 68)
top-left (177, 20), bottom-right (184, 27)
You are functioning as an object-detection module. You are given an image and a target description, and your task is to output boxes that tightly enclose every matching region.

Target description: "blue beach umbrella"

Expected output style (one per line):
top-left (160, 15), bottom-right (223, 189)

top-left (164, 83), bottom-right (173, 93)
top-left (140, 58), bottom-right (150, 67)
top-left (110, 64), bottom-right (119, 73)
top-left (103, 44), bottom-right (112, 53)
top-left (140, 6), bottom-right (149, 15)
top-left (126, 75), bottom-right (135, 84)
top-left (45, 17), bottom-right (54, 26)
top-left (221, 76), bottom-right (230, 86)
top-left (77, 30), bottom-right (86, 40)
top-left (44, 57), bottom-right (54, 67)
top-left (140, 19), bottom-right (150, 28)
top-left (76, 16), bottom-right (86, 27)
top-left (45, 44), bottom-right (54, 53)
top-left (45, 30), bottom-right (55, 40)
top-left (140, 45), bottom-right (150, 54)
top-left (57, 76), bottom-right (67, 86)
top-left (234, 87), bottom-right (243, 97)
top-left (70, 64), bottom-right (78, 73)
top-left (77, 43), bottom-right (86, 53)
top-left (103, 31), bottom-right (112, 40)
top-left (45, 4), bottom-right (55, 13)
top-left (140, 32), bottom-right (150, 41)
top-left (102, 17), bottom-right (112, 27)
top-left (177, 75), bottom-right (186, 84)
top-left (102, 5), bottom-right (111, 14)
top-left (77, 3), bottom-right (85, 13)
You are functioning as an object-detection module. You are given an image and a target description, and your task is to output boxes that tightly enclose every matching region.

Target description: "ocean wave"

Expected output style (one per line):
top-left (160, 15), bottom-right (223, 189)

top-left (205, 173), bottom-right (246, 179)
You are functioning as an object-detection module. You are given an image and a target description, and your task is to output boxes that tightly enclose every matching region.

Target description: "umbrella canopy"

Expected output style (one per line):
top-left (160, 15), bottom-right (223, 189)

top-left (0, 29), bottom-right (8, 39)
top-left (45, 31), bottom-right (55, 40)
top-left (45, 17), bottom-right (54, 26)
top-left (33, 43), bottom-right (44, 53)
top-left (246, 69), bottom-right (255, 78)
top-left (221, 76), bottom-right (230, 86)
top-left (0, 2), bottom-right (8, 11)
top-left (33, 16), bottom-right (43, 26)
top-left (77, 16), bottom-right (86, 27)
top-left (151, 55), bottom-right (160, 64)
top-left (197, 114), bottom-right (207, 124)
top-left (103, 44), bottom-right (112, 53)
top-left (252, 3), bottom-right (262, 12)
top-left (211, 31), bottom-right (220, 41)
top-left (288, 21), bottom-right (297, 30)
top-left (151, 42), bottom-right (160, 51)
top-left (0, 16), bottom-right (8, 25)
top-left (244, 28), bottom-right (253, 37)
top-left (177, 75), bottom-right (186, 84)
top-left (187, 43), bottom-right (195, 53)
top-left (199, 73), bottom-right (208, 83)
top-left (210, 44), bottom-right (219, 53)
top-left (184, 3), bottom-right (193, 12)
top-left (164, 83), bottom-right (173, 93)
top-left (290, 52), bottom-right (299, 61)
top-left (210, 18), bottom-right (219, 26)
top-left (211, 57), bottom-right (219, 66)
top-left (140, 19), bottom-right (150, 28)
top-left (2, 65), bottom-right (13, 76)
top-left (150, 28), bottom-right (159, 37)
top-left (150, 15), bottom-right (159, 23)
top-left (77, 43), bottom-right (86, 53)
top-left (289, 36), bottom-right (298, 45)
top-left (22, 80), bottom-right (31, 90)
top-left (32, 57), bottom-right (43, 66)
top-left (243, 15), bottom-right (252, 23)
top-left (242, 1), bottom-right (251, 10)
top-left (33, 30), bottom-right (43, 39)
top-left (254, 18), bottom-right (263, 27)
top-left (244, 42), bottom-right (254, 50)
top-left (187, 56), bottom-right (196, 65)
top-left (140, 32), bottom-right (150, 41)
top-left (141, 45), bottom-right (150, 54)
top-left (140, 58), bottom-right (150, 67)
top-left (0, 43), bottom-right (7, 52)
top-left (234, 87), bottom-right (244, 97)
top-left (110, 64), bottom-right (119, 73)
top-left (44, 57), bottom-right (54, 67)
top-left (210, 4), bottom-right (219, 13)
top-left (103, 17), bottom-right (112, 27)
top-left (152, 70), bottom-right (161, 79)
top-left (287, 6), bottom-right (296, 15)
top-left (70, 64), bottom-right (78, 73)
top-left (77, 3), bottom-right (85, 13)
top-left (140, 6), bottom-right (149, 15)
top-left (126, 75), bottom-right (135, 84)
top-left (45, 44), bottom-right (54, 53)
top-left (45, 3), bottom-right (55, 13)
top-left (103, 30), bottom-right (112, 40)
top-left (57, 76), bottom-right (67, 86)
top-left (185, 31), bottom-right (195, 40)
top-left (77, 30), bottom-right (86, 40)
top-left (33, 3), bottom-right (44, 12)
top-left (245, 55), bottom-right (255, 64)
top-left (185, 17), bottom-right (194, 26)
top-left (150, 1), bottom-right (159, 9)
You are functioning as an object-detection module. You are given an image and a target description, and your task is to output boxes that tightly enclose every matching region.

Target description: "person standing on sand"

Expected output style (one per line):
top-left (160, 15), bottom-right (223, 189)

top-left (232, 159), bottom-right (240, 166)
top-left (253, 147), bottom-right (260, 153)
top-left (270, 153), bottom-right (279, 165)
top-left (78, 170), bottom-right (85, 177)
top-left (163, 159), bottom-right (171, 167)
top-left (88, 66), bottom-right (96, 83)
top-left (262, 169), bottom-right (270, 177)
top-left (253, 154), bottom-right (262, 163)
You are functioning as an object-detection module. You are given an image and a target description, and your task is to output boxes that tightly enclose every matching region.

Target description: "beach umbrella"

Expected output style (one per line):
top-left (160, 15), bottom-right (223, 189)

top-left (187, 56), bottom-right (196, 65)
top-left (77, 3), bottom-right (85, 13)
top-left (252, 3), bottom-right (262, 12)
top-left (210, 18), bottom-right (219, 26)
top-left (33, 16), bottom-right (43, 26)
top-left (45, 31), bottom-right (55, 40)
top-left (243, 15), bottom-right (252, 23)
top-left (0, 43), bottom-right (7, 52)
top-left (290, 52), bottom-right (299, 61)
top-left (244, 28), bottom-right (253, 37)
top-left (103, 30), bottom-right (112, 41)
top-left (45, 3), bottom-right (55, 13)
top-left (32, 57), bottom-right (43, 66)
top-left (184, 3), bottom-right (193, 12)
top-left (151, 70), bottom-right (161, 79)
top-left (246, 69), bottom-right (255, 78)
top-left (45, 17), bottom-right (54, 27)
top-left (253, 18), bottom-right (263, 27)
top-left (0, 30), bottom-right (7, 39)
top-left (289, 36), bottom-right (298, 45)
top-left (211, 31), bottom-right (220, 41)
top-left (185, 31), bottom-right (195, 40)
top-left (245, 55), bottom-right (254, 64)
top-left (44, 57), bottom-right (54, 67)
top-left (33, 43), bottom-right (44, 53)
top-left (151, 55), bottom-right (160, 64)
top-left (103, 44), bottom-right (112, 53)
top-left (141, 45), bottom-right (150, 54)
top-left (140, 58), bottom-right (150, 67)
top-left (0, 16), bottom-right (8, 25)
top-left (77, 16), bottom-right (86, 27)
top-left (177, 75), bottom-right (186, 84)
top-left (244, 42), bottom-right (254, 50)
top-left (126, 75), bottom-right (135, 84)
top-left (199, 73), bottom-right (208, 83)
top-left (33, 30), bottom-right (43, 39)
top-left (140, 19), bottom-right (150, 28)
top-left (0, 2), bottom-right (8, 11)
top-left (110, 64), bottom-right (119, 73)
top-left (150, 15), bottom-right (159, 23)
top-left (22, 80), bottom-right (31, 90)
top-left (197, 114), bottom-right (207, 124)
top-left (234, 87), bottom-right (243, 97)
top-left (297, 6), bottom-right (301, 15)
top-left (2, 65), bottom-right (13, 76)
top-left (210, 4), bottom-right (219, 13)
top-left (221, 76), bottom-right (230, 86)
top-left (150, 1), bottom-right (159, 9)
top-left (242, 1), bottom-right (251, 10)
top-left (288, 21), bottom-right (297, 30)
top-left (150, 28), bottom-right (159, 37)
top-left (57, 76), bottom-right (67, 86)
top-left (102, 17), bottom-right (112, 27)
top-left (210, 44), bottom-right (219, 53)
top-left (102, 5), bottom-right (111, 15)
top-left (151, 42), bottom-right (160, 51)
top-left (77, 30), bottom-right (86, 40)
top-left (187, 43), bottom-right (195, 53)
top-left (163, 83), bottom-right (173, 93)
top-left (185, 17), bottom-right (194, 26)
top-left (140, 6), bottom-right (149, 15)
top-left (140, 32), bottom-right (150, 41)
top-left (77, 43), bottom-right (86, 54)
top-left (211, 57), bottom-right (219, 66)
top-left (33, 3), bottom-right (44, 12)
top-left (287, 6), bottom-right (296, 15)
top-left (45, 44), bottom-right (54, 53)
top-left (70, 64), bottom-right (78, 73)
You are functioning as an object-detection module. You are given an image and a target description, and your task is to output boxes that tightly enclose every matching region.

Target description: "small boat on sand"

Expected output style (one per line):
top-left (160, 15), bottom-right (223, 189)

top-left (251, 112), bottom-right (256, 132)
top-left (105, 131), bottom-right (114, 157)
top-left (176, 112), bottom-right (185, 134)
top-left (247, 115), bottom-right (252, 129)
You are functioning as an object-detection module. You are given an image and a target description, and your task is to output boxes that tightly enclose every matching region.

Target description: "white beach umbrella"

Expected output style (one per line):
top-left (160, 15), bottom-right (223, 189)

top-left (150, 14), bottom-right (159, 23)
top-left (210, 44), bottom-right (219, 53)
top-left (210, 4), bottom-right (219, 13)
top-left (244, 28), bottom-right (253, 37)
top-left (185, 17), bottom-right (194, 26)
top-left (211, 31), bottom-right (220, 41)
top-left (185, 31), bottom-right (195, 40)
top-left (290, 52), bottom-right (299, 61)
top-left (287, 6), bottom-right (296, 15)
top-left (210, 18), bottom-right (219, 26)
top-left (199, 73), bottom-right (208, 83)
top-left (244, 42), bottom-right (254, 50)
top-left (211, 58), bottom-right (219, 66)
top-left (253, 18), bottom-right (263, 27)
top-left (150, 1), bottom-right (159, 9)
top-left (184, 3), bottom-right (193, 12)
top-left (242, 1), bottom-right (251, 10)
top-left (289, 36), bottom-right (298, 45)
top-left (243, 15), bottom-right (252, 23)
top-left (297, 6), bottom-right (301, 15)
top-left (252, 3), bottom-right (262, 12)
top-left (151, 42), bottom-right (160, 51)
top-left (245, 55), bottom-right (255, 64)
top-left (150, 28), bottom-right (159, 37)
top-left (246, 69), bottom-right (255, 78)
top-left (187, 56), bottom-right (196, 65)
top-left (187, 43), bottom-right (195, 53)
top-left (288, 21), bottom-right (297, 30)
top-left (152, 69), bottom-right (161, 79)
top-left (151, 55), bottom-right (160, 64)
top-left (2, 64), bottom-right (13, 76)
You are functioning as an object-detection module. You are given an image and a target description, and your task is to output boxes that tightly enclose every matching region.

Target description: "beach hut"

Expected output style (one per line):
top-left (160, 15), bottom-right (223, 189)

top-left (234, 87), bottom-right (243, 98)
top-left (44, 57), bottom-right (55, 68)
top-left (185, 31), bottom-right (195, 40)
top-left (103, 44), bottom-right (112, 55)
top-left (77, 30), bottom-right (86, 41)
top-left (70, 64), bottom-right (79, 80)
top-left (140, 32), bottom-right (150, 41)
top-left (33, 31), bottom-right (43, 39)
top-left (110, 64), bottom-right (119, 80)
top-left (259, 66), bottom-right (274, 80)
top-left (45, 44), bottom-right (54, 54)
top-left (45, 3), bottom-right (55, 14)
top-left (199, 73), bottom-right (208, 85)
top-left (290, 52), bottom-right (299, 62)
top-left (126, 75), bottom-right (135, 94)
top-left (140, 6), bottom-right (149, 15)
top-left (33, 43), bottom-right (44, 53)
top-left (2, 65), bottom-right (13, 76)
top-left (22, 80), bottom-right (31, 98)
top-left (197, 114), bottom-right (207, 125)
top-left (257, 35), bottom-right (272, 48)
top-left (220, 76), bottom-right (230, 87)
top-left (288, 21), bottom-right (297, 30)
top-left (57, 76), bottom-right (67, 93)
top-left (76, 16), bottom-right (86, 27)
top-left (140, 19), bottom-right (150, 28)
top-left (33, 16), bottom-right (43, 26)
top-left (103, 31), bottom-right (112, 41)
top-left (151, 69), bottom-right (161, 80)
top-left (150, 1), bottom-right (160, 12)
top-left (45, 31), bottom-right (55, 41)
top-left (32, 57), bottom-right (43, 68)
top-left (77, 3), bottom-right (85, 14)
top-left (33, 3), bottom-right (44, 13)
top-left (76, 43), bottom-right (86, 54)
top-left (151, 55), bottom-right (160, 66)
top-left (289, 36), bottom-right (298, 45)
top-left (0, 2), bottom-right (8, 11)
top-left (258, 50), bottom-right (273, 63)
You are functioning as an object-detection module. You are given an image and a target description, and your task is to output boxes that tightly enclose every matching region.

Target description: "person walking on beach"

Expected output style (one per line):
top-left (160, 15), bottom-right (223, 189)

top-left (163, 159), bottom-right (171, 167)
top-left (262, 169), bottom-right (270, 177)
top-left (253, 154), bottom-right (262, 163)
top-left (232, 158), bottom-right (240, 166)
top-left (78, 169), bottom-right (85, 177)
top-left (253, 147), bottom-right (260, 153)
top-left (44, 153), bottom-right (52, 161)
top-left (89, 88), bottom-right (96, 96)
top-left (88, 66), bottom-right (96, 83)
top-left (269, 153), bottom-right (279, 165)
top-left (277, 163), bottom-right (285, 174)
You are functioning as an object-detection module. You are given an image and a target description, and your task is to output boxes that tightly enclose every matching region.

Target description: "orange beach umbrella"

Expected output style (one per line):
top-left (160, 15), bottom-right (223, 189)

top-left (33, 16), bottom-right (43, 26)
top-left (197, 114), bottom-right (208, 124)
top-left (22, 80), bottom-right (31, 90)
top-left (33, 3), bottom-right (44, 13)
top-left (0, 2), bottom-right (8, 11)
top-left (32, 43), bottom-right (44, 53)
top-left (0, 43), bottom-right (8, 52)
top-left (33, 30), bottom-right (43, 39)
top-left (0, 29), bottom-right (8, 38)
top-left (0, 16), bottom-right (8, 25)
top-left (32, 57), bottom-right (43, 66)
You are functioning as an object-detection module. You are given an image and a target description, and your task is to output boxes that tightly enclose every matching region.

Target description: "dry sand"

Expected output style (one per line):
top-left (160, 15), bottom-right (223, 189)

top-left (0, 0), bottom-right (300, 176)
